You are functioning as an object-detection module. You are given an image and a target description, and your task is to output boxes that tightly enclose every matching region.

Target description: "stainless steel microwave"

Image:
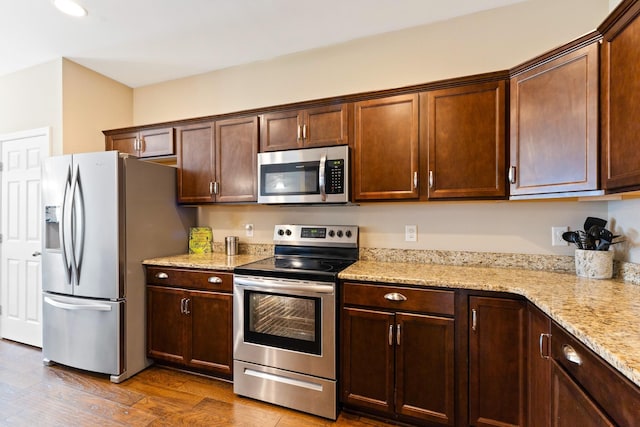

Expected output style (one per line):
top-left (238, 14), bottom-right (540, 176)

top-left (257, 145), bottom-right (349, 204)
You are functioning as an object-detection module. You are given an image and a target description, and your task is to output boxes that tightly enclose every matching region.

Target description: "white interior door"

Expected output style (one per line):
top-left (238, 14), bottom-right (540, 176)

top-left (0, 128), bottom-right (50, 347)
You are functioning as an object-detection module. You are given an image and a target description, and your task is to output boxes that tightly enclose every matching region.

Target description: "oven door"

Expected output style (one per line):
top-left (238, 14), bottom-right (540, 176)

top-left (233, 274), bottom-right (336, 379)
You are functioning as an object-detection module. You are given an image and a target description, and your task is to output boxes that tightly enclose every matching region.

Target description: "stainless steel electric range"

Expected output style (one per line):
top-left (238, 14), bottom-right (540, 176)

top-left (233, 224), bottom-right (359, 420)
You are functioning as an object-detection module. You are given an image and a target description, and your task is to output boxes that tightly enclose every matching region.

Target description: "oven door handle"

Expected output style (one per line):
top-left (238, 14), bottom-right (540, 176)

top-left (234, 277), bottom-right (335, 294)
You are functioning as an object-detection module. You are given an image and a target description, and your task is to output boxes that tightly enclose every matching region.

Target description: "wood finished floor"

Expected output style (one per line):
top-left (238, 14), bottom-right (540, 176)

top-left (0, 339), bottom-right (396, 427)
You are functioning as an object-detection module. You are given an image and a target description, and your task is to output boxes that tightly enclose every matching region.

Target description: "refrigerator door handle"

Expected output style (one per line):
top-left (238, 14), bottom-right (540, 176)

top-left (60, 165), bottom-right (73, 285)
top-left (71, 164), bottom-right (86, 284)
top-left (44, 296), bottom-right (112, 312)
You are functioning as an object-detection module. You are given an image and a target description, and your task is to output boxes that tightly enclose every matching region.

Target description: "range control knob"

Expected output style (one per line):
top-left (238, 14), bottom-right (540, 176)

top-left (328, 230), bottom-right (335, 237)
top-left (345, 230), bottom-right (352, 238)
top-left (337, 230), bottom-right (343, 238)
top-left (285, 229), bottom-right (292, 236)
top-left (277, 229), bottom-right (285, 236)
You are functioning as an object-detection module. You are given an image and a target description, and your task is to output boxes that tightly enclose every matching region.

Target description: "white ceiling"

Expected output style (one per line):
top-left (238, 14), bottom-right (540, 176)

top-left (1, 0), bottom-right (527, 88)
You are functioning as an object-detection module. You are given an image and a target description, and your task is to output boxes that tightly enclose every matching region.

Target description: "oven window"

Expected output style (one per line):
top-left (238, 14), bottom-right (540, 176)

top-left (244, 291), bottom-right (321, 355)
top-left (261, 162), bottom-right (319, 196)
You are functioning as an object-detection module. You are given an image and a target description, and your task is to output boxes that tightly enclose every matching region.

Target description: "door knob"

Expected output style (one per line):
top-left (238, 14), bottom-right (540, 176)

top-left (32, 251), bottom-right (41, 257)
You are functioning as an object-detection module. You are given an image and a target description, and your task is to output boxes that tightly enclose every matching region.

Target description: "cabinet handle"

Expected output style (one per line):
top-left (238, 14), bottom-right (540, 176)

top-left (471, 309), bottom-right (477, 331)
top-left (428, 170), bottom-right (434, 188)
top-left (297, 125), bottom-right (302, 141)
top-left (139, 136), bottom-right (145, 154)
top-left (180, 297), bottom-right (186, 314)
top-left (539, 333), bottom-right (552, 359)
top-left (508, 166), bottom-right (517, 184)
top-left (213, 181), bottom-right (220, 195)
top-left (384, 292), bottom-right (407, 302)
top-left (208, 276), bottom-right (223, 284)
top-left (414, 171), bottom-right (418, 189)
top-left (134, 138), bottom-right (139, 152)
top-left (302, 124), bottom-right (307, 140)
top-left (396, 324), bottom-right (401, 346)
top-left (388, 324), bottom-right (394, 346)
top-left (184, 298), bottom-right (191, 315)
top-left (562, 344), bottom-right (582, 365)
top-left (155, 272), bottom-right (169, 279)
top-left (209, 181), bottom-right (214, 195)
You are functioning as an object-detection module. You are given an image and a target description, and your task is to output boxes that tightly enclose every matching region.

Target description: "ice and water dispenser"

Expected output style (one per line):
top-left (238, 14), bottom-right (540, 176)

top-left (44, 205), bottom-right (61, 250)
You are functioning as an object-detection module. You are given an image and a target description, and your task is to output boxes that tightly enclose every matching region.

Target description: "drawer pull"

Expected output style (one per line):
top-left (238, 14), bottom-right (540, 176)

top-left (563, 344), bottom-right (582, 365)
top-left (155, 272), bottom-right (169, 279)
top-left (208, 276), bottom-right (223, 284)
top-left (384, 292), bottom-right (407, 302)
top-left (539, 333), bottom-right (551, 359)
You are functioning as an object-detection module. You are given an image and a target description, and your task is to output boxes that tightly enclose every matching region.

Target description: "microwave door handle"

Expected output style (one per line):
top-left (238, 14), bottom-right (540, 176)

top-left (319, 153), bottom-right (327, 201)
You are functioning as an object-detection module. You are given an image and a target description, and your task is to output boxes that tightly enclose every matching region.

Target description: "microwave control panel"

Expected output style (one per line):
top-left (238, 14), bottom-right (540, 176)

top-left (325, 159), bottom-right (344, 194)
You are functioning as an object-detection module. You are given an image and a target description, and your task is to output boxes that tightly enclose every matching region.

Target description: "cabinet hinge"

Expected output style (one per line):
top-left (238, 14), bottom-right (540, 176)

top-left (0, 233), bottom-right (3, 243)
top-left (0, 161), bottom-right (3, 172)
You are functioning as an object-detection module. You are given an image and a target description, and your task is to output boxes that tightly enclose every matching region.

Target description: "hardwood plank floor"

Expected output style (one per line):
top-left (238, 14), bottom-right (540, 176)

top-left (0, 339), bottom-right (396, 426)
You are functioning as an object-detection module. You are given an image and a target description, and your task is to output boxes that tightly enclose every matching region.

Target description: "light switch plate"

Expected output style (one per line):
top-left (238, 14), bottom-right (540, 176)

top-left (552, 226), bottom-right (569, 246)
top-left (405, 225), bottom-right (417, 242)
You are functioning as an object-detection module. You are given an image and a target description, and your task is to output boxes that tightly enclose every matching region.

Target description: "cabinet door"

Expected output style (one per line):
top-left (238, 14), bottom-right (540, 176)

top-left (528, 303), bottom-right (552, 427)
top-left (215, 116), bottom-right (258, 203)
top-left (354, 94), bottom-right (419, 200)
top-left (423, 81), bottom-right (506, 199)
top-left (139, 127), bottom-right (175, 158)
top-left (260, 110), bottom-right (303, 152)
top-left (396, 312), bottom-right (455, 426)
top-left (186, 290), bottom-right (233, 378)
top-left (176, 122), bottom-right (214, 203)
top-left (106, 131), bottom-right (138, 156)
top-left (147, 286), bottom-right (187, 365)
top-left (551, 362), bottom-right (615, 427)
top-left (601, 6), bottom-right (640, 191)
top-left (341, 307), bottom-right (395, 416)
top-left (510, 42), bottom-right (599, 196)
top-left (303, 104), bottom-right (349, 148)
top-left (469, 296), bottom-right (526, 427)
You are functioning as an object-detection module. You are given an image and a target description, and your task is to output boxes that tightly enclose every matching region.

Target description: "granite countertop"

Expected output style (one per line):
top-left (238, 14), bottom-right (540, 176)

top-left (142, 252), bottom-right (268, 271)
top-left (340, 261), bottom-right (640, 388)
top-left (142, 252), bottom-right (640, 389)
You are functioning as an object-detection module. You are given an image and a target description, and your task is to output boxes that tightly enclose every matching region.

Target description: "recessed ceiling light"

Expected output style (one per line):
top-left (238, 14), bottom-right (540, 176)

top-left (52, 0), bottom-right (87, 17)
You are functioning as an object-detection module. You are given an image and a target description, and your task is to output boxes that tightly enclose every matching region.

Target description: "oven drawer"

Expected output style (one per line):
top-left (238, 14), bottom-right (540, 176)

top-left (342, 282), bottom-right (454, 315)
top-left (146, 267), bottom-right (232, 292)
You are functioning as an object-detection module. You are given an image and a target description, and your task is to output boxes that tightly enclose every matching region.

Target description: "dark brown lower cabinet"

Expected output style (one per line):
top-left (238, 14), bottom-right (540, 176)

top-left (551, 361), bottom-right (614, 426)
top-left (146, 267), bottom-right (233, 379)
top-left (528, 303), bottom-right (552, 427)
top-left (469, 296), bottom-right (526, 427)
top-left (341, 282), bottom-right (455, 426)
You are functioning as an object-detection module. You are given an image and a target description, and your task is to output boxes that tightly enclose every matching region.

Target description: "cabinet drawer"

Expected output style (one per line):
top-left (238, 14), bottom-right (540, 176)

top-left (342, 282), bottom-right (454, 316)
top-left (146, 267), bottom-right (232, 292)
top-left (550, 322), bottom-right (640, 426)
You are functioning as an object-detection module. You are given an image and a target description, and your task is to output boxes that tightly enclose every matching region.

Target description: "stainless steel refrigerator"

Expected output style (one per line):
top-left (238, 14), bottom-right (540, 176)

top-left (41, 151), bottom-right (195, 383)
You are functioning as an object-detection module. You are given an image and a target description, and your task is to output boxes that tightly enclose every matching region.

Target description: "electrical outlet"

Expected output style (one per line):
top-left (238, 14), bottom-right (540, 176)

top-left (405, 225), bottom-right (417, 242)
top-left (245, 224), bottom-right (254, 237)
top-left (552, 226), bottom-right (569, 246)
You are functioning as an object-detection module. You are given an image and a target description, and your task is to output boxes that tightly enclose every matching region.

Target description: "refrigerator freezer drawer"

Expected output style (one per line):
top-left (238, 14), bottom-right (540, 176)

top-left (43, 293), bottom-right (123, 376)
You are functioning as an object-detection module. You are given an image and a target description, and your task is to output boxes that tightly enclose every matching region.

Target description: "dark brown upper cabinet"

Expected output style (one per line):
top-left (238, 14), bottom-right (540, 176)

top-left (421, 80), bottom-right (507, 200)
top-left (353, 94), bottom-right (420, 201)
top-left (176, 116), bottom-right (258, 204)
top-left (259, 103), bottom-right (349, 152)
top-left (105, 127), bottom-right (175, 159)
top-left (600, 0), bottom-right (640, 192)
top-left (509, 34), bottom-right (600, 198)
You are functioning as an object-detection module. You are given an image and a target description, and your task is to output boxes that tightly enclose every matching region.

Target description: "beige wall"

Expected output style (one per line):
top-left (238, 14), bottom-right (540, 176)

top-left (133, 0), bottom-right (608, 125)
top-left (62, 59), bottom-right (133, 154)
top-left (131, 0), bottom-right (627, 262)
top-left (0, 60), bottom-right (63, 155)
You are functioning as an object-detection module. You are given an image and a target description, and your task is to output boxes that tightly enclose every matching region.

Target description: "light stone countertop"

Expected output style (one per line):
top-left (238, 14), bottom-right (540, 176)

top-left (339, 261), bottom-right (640, 388)
top-left (142, 252), bottom-right (640, 389)
top-left (142, 252), bottom-right (268, 271)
